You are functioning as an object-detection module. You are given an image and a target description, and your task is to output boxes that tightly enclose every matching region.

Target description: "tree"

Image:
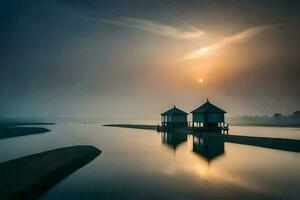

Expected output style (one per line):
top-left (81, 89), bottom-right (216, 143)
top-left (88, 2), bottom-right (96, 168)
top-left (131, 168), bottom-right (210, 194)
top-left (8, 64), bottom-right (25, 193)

top-left (272, 113), bottom-right (282, 120)
top-left (291, 111), bottom-right (300, 119)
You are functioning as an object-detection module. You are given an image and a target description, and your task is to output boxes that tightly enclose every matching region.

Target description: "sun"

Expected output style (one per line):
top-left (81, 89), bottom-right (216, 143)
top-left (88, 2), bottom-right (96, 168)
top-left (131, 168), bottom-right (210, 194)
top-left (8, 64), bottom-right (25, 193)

top-left (198, 78), bottom-right (203, 83)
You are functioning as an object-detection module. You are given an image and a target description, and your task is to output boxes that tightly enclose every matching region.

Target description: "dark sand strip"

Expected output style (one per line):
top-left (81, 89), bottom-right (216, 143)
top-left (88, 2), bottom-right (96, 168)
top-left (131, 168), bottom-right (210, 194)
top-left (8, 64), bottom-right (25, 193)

top-left (230, 122), bottom-right (300, 128)
top-left (0, 122), bottom-right (55, 127)
top-left (224, 135), bottom-right (300, 153)
top-left (0, 145), bottom-right (101, 199)
top-left (103, 124), bottom-right (157, 130)
top-left (0, 127), bottom-right (50, 140)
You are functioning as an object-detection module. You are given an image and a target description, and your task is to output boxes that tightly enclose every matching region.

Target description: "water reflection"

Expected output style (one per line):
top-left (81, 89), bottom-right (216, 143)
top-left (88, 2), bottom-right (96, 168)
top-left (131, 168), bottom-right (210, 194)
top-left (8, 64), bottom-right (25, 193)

top-left (192, 133), bottom-right (225, 162)
top-left (161, 131), bottom-right (187, 151)
top-left (23, 123), bottom-right (300, 200)
top-left (160, 131), bottom-right (225, 162)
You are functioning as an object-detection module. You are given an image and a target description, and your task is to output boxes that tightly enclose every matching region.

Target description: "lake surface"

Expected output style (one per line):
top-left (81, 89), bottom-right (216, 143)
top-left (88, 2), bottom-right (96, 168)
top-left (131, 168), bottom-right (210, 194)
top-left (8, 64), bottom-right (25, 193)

top-left (0, 120), bottom-right (300, 200)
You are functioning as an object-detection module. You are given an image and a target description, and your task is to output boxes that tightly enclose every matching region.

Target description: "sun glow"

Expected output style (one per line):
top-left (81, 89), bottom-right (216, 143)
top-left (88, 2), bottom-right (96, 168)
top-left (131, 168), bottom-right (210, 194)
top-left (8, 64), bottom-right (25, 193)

top-left (198, 78), bottom-right (203, 83)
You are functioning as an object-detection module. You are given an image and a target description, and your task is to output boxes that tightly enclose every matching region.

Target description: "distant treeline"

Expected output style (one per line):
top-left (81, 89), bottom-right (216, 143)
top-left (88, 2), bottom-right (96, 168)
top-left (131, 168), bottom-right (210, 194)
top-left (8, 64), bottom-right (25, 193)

top-left (230, 111), bottom-right (300, 123)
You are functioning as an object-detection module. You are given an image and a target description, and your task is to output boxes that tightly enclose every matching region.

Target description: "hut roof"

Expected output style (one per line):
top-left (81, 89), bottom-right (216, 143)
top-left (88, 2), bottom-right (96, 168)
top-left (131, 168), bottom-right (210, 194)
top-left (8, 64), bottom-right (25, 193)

top-left (191, 99), bottom-right (226, 113)
top-left (161, 106), bottom-right (188, 116)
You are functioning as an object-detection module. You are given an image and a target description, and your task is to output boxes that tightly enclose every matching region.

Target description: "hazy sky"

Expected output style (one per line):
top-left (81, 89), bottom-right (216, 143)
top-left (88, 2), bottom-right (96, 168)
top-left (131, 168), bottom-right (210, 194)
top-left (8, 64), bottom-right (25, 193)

top-left (0, 0), bottom-right (300, 118)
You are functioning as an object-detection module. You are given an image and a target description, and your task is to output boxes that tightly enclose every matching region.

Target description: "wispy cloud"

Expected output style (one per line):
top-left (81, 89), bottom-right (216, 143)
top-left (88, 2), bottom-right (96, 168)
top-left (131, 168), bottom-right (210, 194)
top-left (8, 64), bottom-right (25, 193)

top-left (182, 25), bottom-right (271, 59)
top-left (84, 16), bottom-right (205, 40)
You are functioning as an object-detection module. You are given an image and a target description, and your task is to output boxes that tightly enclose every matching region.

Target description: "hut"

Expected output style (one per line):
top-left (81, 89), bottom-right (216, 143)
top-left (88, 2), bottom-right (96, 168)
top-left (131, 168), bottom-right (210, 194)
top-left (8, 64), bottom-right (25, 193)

top-left (191, 99), bottom-right (227, 129)
top-left (161, 106), bottom-right (188, 128)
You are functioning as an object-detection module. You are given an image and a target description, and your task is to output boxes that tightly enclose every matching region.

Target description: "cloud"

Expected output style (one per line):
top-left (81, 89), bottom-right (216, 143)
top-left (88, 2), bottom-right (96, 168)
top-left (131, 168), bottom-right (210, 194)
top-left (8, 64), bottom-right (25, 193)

top-left (83, 16), bottom-right (205, 40)
top-left (182, 25), bottom-right (272, 59)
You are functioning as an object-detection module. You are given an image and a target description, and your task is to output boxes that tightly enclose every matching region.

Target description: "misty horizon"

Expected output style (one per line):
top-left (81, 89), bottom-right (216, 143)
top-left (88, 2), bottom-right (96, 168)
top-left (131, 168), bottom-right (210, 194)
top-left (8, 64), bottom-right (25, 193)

top-left (1, 0), bottom-right (299, 118)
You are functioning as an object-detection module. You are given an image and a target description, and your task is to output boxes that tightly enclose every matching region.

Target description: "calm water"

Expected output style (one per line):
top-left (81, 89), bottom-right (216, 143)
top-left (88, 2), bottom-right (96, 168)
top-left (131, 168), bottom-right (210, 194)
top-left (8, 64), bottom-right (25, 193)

top-left (1, 120), bottom-right (300, 200)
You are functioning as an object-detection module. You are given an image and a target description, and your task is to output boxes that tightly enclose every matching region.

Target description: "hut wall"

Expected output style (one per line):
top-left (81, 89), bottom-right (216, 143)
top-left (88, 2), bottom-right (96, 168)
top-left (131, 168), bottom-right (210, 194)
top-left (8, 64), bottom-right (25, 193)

top-left (166, 115), bottom-right (172, 122)
top-left (207, 113), bottom-right (224, 123)
top-left (172, 115), bottom-right (187, 122)
top-left (193, 113), bottom-right (224, 123)
top-left (192, 113), bottom-right (205, 122)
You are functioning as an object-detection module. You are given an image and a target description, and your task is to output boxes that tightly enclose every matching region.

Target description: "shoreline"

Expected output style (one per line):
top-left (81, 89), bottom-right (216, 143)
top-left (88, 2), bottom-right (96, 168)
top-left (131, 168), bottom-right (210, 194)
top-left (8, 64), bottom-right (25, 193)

top-left (103, 124), bottom-right (157, 130)
top-left (0, 127), bottom-right (50, 140)
top-left (0, 121), bottom-right (55, 140)
top-left (0, 122), bottom-right (56, 128)
top-left (230, 122), bottom-right (300, 128)
top-left (0, 145), bottom-right (101, 199)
